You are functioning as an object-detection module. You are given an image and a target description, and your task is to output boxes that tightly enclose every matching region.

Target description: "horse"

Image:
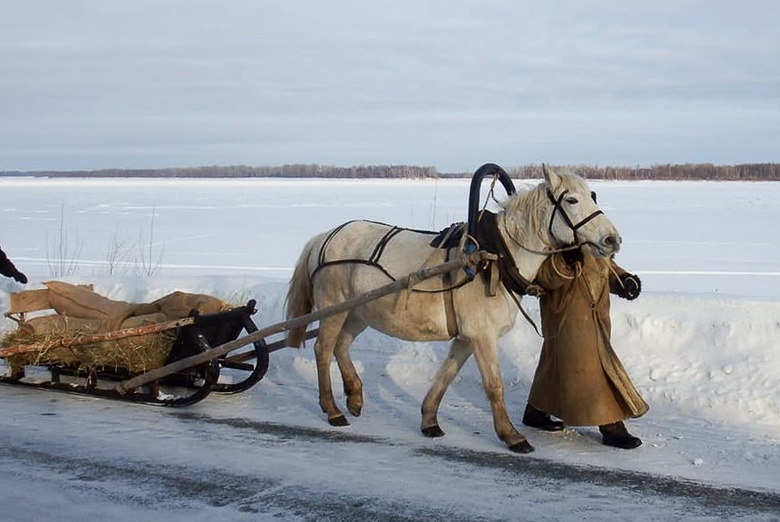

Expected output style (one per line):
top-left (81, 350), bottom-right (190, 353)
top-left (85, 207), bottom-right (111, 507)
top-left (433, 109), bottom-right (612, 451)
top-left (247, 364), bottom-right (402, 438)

top-left (285, 165), bottom-right (621, 453)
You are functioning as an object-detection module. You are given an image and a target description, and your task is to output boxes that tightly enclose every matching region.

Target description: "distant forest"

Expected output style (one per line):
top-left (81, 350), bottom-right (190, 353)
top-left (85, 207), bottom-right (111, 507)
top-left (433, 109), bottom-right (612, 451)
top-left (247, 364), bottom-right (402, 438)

top-left (2, 162), bottom-right (779, 180)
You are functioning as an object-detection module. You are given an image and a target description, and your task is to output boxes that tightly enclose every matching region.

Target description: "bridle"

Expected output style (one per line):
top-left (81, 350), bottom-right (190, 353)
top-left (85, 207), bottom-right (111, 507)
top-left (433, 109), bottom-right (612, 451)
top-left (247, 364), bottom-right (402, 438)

top-left (546, 188), bottom-right (603, 247)
top-left (499, 187), bottom-right (604, 256)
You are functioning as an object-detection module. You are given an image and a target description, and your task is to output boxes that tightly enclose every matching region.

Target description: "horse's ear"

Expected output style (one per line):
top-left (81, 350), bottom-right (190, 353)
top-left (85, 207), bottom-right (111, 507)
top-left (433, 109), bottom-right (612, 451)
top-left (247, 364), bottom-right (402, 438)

top-left (542, 163), bottom-right (561, 191)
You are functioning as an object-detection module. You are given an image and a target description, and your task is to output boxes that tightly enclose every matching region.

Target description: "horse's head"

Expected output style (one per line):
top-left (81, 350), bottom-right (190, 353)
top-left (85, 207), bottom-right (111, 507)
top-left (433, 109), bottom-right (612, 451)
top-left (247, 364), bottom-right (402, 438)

top-left (541, 164), bottom-right (621, 256)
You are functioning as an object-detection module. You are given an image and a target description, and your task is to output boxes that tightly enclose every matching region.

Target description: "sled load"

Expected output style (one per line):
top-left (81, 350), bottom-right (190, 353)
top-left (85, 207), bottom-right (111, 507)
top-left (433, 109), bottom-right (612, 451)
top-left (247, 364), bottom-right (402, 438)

top-left (0, 281), bottom-right (269, 405)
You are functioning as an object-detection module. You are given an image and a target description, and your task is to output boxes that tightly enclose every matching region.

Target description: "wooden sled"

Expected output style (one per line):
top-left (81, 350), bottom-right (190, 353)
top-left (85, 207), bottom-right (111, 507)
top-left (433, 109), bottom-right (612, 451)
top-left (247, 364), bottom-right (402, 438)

top-left (0, 287), bottom-right (271, 406)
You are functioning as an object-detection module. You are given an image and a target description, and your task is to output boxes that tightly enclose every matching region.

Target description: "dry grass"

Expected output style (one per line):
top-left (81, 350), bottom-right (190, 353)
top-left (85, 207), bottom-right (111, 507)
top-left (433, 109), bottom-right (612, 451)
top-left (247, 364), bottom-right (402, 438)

top-left (1, 328), bottom-right (175, 375)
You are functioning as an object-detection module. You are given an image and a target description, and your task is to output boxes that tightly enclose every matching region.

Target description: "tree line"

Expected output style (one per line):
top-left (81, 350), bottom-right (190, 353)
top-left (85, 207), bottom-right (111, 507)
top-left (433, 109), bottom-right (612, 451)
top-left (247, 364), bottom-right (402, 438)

top-left (509, 163), bottom-right (780, 181)
top-left (2, 162), bottom-right (779, 180)
top-left (4, 164), bottom-right (438, 179)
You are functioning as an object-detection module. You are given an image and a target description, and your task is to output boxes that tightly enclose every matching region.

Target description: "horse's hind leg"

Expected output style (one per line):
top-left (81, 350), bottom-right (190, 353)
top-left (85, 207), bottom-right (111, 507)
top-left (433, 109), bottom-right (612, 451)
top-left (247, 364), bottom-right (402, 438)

top-left (314, 311), bottom-right (351, 426)
top-left (333, 314), bottom-right (367, 417)
top-left (420, 338), bottom-right (472, 438)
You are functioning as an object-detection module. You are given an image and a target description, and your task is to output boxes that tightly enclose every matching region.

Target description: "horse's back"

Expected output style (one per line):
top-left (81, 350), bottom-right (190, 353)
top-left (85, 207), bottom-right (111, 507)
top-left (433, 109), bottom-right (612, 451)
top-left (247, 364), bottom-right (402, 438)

top-left (305, 220), bottom-right (458, 339)
top-left (311, 220), bottom-right (442, 278)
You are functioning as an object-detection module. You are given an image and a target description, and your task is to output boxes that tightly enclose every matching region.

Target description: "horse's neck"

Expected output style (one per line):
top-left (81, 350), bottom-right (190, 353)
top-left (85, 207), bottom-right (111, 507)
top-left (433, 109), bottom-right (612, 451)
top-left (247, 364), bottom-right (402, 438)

top-left (496, 214), bottom-right (549, 283)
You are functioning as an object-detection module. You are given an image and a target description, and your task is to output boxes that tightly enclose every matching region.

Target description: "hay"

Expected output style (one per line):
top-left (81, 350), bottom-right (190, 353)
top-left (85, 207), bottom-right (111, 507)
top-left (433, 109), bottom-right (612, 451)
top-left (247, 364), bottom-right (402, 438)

top-left (1, 327), bottom-right (175, 374)
top-left (1, 283), bottom-right (232, 376)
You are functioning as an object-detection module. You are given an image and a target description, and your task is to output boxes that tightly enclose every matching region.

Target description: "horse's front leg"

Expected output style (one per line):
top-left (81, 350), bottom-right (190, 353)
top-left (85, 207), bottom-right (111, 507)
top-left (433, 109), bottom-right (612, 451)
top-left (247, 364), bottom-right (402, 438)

top-left (420, 338), bottom-right (472, 438)
top-left (314, 312), bottom-right (350, 427)
top-left (470, 336), bottom-right (534, 453)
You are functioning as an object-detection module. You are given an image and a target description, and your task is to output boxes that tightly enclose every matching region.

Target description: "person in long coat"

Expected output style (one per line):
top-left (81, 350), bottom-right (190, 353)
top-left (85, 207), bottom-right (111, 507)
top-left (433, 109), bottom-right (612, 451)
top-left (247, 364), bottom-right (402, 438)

top-left (522, 246), bottom-right (648, 449)
top-left (0, 244), bottom-right (27, 284)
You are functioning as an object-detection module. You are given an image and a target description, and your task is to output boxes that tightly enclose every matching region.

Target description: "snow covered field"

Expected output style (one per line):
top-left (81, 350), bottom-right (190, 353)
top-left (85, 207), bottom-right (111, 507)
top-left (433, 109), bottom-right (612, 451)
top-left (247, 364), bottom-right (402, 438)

top-left (1, 176), bottom-right (779, 521)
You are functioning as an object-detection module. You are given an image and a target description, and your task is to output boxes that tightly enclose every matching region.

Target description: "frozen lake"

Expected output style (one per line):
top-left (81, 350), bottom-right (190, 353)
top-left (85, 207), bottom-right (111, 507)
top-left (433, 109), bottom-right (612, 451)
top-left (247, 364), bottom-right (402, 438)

top-left (2, 177), bottom-right (779, 298)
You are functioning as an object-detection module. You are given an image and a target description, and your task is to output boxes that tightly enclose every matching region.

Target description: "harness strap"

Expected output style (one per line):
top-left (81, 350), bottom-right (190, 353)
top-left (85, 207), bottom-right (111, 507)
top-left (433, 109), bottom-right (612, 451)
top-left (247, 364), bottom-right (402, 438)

top-left (442, 249), bottom-right (459, 338)
top-left (314, 222), bottom-right (462, 337)
top-left (547, 189), bottom-right (604, 245)
top-left (473, 211), bottom-right (545, 336)
top-left (311, 259), bottom-right (396, 282)
top-left (369, 226), bottom-right (404, 264)
top-left (507, 290), bottom-right (542, 337)
top-left (318, 220), bottom-right (355, 266)
top-left (313, 221), bottom-right (400, 282)
top-left (312, 221), bottom-right (470, 293)
top-left (473, 212), bottom-right (535, 295)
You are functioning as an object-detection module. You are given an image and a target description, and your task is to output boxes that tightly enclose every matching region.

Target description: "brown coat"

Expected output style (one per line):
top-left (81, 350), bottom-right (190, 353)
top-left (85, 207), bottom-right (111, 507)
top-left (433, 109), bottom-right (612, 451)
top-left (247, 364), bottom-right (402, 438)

top-left (528, 251), bottom-right (649, 426)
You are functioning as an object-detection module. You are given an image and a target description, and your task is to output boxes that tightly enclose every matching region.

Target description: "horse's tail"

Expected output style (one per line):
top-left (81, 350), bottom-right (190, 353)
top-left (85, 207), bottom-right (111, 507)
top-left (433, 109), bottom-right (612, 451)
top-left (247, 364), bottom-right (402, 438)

top-left (285, 235), bottom-right (319, 348)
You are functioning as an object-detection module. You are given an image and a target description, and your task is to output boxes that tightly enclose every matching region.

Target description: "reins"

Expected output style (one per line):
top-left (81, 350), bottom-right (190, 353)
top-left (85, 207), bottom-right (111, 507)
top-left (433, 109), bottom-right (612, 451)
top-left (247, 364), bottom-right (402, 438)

top-left (499, 212), bottom-right (579, 257)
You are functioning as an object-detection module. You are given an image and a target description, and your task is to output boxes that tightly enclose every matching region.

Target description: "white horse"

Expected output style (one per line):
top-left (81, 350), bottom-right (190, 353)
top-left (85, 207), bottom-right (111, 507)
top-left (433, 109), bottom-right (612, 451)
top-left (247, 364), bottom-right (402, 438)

top-left (285, 165), bottom-right (621, 453)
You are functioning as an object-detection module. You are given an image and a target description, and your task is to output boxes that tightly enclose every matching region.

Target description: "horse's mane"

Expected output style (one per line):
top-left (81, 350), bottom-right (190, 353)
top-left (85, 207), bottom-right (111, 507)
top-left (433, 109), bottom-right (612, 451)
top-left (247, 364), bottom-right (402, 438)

top-left (499, 181), bottom-right (550, 238)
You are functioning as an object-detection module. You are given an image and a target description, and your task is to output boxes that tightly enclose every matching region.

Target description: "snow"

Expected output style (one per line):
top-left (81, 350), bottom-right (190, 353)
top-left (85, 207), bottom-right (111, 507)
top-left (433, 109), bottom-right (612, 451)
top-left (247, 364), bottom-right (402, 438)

top-left (1, 177), bottom-right (779, 520)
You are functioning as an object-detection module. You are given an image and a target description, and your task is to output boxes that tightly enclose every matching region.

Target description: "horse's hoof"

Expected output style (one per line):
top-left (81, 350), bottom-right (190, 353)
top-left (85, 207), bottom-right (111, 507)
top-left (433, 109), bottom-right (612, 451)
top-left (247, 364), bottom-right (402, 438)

top-left (421, 425), bottom-right (445, 438)
top-left (509, 440), bottom-right (535, 454)
top-left (347, 401), bottom-right (363, 417)
top-left (328, 415), bottom-right (350, 427)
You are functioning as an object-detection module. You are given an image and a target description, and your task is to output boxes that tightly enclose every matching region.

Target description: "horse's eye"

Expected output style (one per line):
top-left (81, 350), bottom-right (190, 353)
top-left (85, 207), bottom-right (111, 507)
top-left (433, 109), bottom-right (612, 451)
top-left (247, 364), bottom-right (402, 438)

top-left (565, 196), bottom-right (578, 204)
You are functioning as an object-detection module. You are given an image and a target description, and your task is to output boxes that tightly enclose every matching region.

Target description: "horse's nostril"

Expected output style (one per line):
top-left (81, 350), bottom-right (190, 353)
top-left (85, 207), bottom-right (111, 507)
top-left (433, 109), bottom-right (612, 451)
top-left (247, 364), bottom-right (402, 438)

top-left (602, 234), bottom-right (622, 252)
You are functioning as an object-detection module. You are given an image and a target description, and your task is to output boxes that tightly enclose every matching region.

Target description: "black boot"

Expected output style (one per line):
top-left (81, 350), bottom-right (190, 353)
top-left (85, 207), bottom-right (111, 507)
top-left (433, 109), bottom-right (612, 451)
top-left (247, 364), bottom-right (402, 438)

top-left (599, 421), bottom-right (642, 449)
top-left (522, 404), bottom-right (564, 432)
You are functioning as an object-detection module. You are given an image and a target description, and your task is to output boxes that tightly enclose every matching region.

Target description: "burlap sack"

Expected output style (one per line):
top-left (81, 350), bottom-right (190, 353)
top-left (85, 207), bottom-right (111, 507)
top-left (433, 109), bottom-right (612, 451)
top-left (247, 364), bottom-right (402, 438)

top-left (4, 285), bottom-right (228, 373)
top-left (19, 314), bottom-right (108, 336)
top-left (119, 313), bottom-right (168, 329)
top-left (44, 281), bottom-right (136, 328)
top-left (151, 291), bottom-right (228, 320)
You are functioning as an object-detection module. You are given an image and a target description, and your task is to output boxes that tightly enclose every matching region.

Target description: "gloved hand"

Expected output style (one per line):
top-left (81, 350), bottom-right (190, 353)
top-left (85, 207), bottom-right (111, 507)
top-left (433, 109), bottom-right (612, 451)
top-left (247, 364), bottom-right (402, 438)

top-left (13, 270), bottom-right (27, 284)
top-left (561, 247), bottom-right (583, 267)
top-left (617, 273), bottom-right (641, 300)
top-left (525, 284), bottom-right (545, 298)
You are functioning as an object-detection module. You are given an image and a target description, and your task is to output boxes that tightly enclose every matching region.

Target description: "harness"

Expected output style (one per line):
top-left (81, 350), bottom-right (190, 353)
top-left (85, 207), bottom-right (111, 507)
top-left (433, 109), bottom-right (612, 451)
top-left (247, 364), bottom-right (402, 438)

top-left (312, 220), bottom-right (470, 293)
top-left (472, 212), bottom-right (535, 295)
top-left (312, 220), bottom-right (466, 337)
top-left (470, 211), bottom-right (544, 335)
top-left (312, 220), bottom-right (403, 282)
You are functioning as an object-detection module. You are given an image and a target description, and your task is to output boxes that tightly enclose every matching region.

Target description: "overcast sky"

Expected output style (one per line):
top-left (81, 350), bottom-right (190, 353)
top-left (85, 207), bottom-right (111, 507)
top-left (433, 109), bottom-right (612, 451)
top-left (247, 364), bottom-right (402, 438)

top-left (2, 1), bottom-right (778, 173)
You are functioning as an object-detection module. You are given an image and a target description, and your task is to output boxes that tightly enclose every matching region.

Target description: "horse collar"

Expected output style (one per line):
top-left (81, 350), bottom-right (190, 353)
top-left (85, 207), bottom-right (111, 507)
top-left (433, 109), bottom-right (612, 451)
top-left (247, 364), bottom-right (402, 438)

top-left (473, 212), bottom-right (535, 296)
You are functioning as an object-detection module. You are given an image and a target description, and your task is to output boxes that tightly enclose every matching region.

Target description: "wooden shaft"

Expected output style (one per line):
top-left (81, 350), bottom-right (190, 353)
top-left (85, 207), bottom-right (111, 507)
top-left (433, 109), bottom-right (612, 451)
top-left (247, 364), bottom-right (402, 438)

top-left (222, 328), bottom-right (319, 364)
top-left (116, 251), bottom-right (491, 394)
top-left (0, 317), bottom-right (196, 358)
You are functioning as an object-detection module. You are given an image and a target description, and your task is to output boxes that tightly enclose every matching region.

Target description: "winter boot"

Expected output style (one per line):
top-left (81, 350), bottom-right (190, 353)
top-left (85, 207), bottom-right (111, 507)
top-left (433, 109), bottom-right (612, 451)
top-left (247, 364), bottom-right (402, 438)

top-left (599, 421), bottom-right (642, 449)
top-left (522, 403), bottom-right (564, 432)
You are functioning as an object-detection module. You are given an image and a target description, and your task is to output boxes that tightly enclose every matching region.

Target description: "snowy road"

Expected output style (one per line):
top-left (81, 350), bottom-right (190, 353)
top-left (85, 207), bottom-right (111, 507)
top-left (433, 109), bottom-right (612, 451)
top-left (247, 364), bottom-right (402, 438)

top-left (1, 386), bottom-right (778, 522)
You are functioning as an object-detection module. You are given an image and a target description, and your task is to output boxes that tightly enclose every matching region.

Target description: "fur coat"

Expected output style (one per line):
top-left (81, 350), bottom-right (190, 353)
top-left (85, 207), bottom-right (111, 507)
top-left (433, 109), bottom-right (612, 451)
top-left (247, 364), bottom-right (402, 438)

top-left (528, 251), bottom-right (649, 426)
top-left (0, 245), bottom-right (24, 281)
